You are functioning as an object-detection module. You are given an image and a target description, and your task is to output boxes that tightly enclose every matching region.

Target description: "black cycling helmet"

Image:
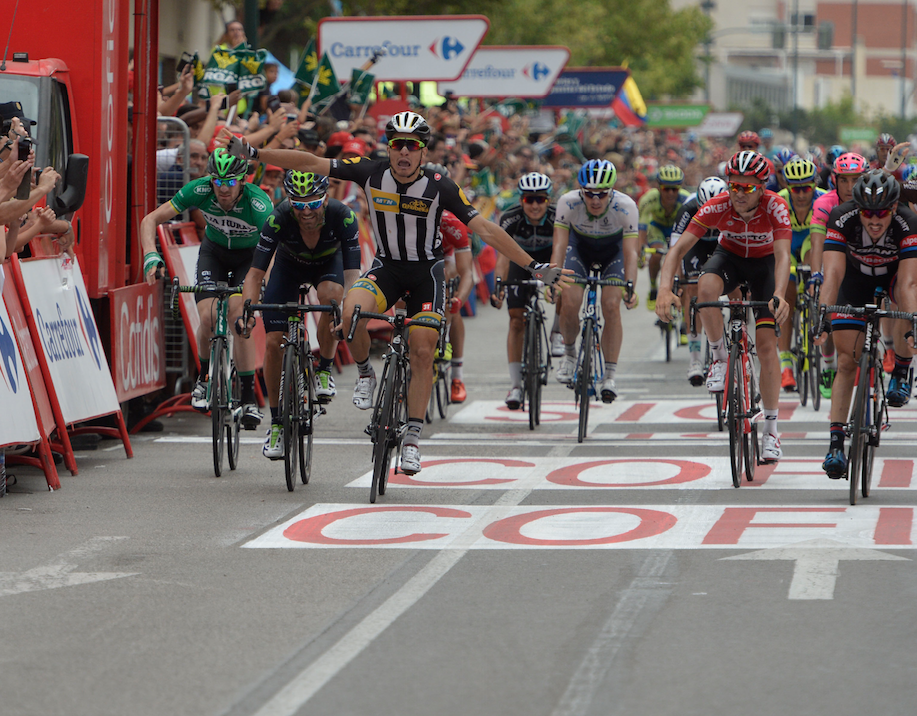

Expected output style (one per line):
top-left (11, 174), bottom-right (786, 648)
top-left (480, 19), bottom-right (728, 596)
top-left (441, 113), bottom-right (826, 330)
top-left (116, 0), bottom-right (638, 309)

top-left (207, 148), bottom-right (248, 179)
top-left (384, 111), bottom-right (432, 144)
top-left (852, 169), bottom-right (900, 211)
top-left (283, 170), bottom-right (329, 198)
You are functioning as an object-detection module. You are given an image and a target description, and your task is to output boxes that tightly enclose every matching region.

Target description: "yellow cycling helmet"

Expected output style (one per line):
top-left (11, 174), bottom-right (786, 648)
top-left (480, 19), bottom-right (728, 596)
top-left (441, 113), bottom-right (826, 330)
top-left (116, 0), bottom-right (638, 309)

top-left (782, 158), bottom-right (817, 185)
top-left (657, 165), bottom-right (684, 186)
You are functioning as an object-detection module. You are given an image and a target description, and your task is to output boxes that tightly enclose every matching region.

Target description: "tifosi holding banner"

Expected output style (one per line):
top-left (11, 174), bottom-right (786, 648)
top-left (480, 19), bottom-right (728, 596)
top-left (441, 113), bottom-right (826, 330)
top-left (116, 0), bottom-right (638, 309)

top-left (438, 46), bottom-right (570, 98)
top-left (318, 15), bottom-right (488, 81)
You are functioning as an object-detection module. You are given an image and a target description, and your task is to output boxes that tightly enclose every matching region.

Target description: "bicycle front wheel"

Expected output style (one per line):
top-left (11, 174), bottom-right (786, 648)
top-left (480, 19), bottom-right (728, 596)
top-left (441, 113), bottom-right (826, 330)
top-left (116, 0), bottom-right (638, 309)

top-left (226, 364), bottom-right (241, 471)
top-left (300, 351), bottom-right (314, 485)
top-left (809, 337), bottom-right (822, 412)
top-left (862, 363), bottom-right (882, 498)
top-left (211, 339), bottom-right (227, 477)
top-left (743, 355), bottom-right (758, 482)
top-left (577, 318), bottom-right (595, 443)
top-left (281, 346), bottom-right (300, 492)
top-left (525, 312), bottom-right (542, 430)
top-left (371, 356), bottom-right (399, 503)
top-left (727, 343), bottom-right (744, 488)
top-left (847, 352), bottom-right (871, 505)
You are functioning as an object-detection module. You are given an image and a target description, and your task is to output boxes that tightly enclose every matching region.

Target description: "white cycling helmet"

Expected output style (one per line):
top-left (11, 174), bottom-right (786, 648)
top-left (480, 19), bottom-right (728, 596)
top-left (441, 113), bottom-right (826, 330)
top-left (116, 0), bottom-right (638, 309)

top-left (696, 176), bottom-right (727, 204)
top-left (517, 172), bottom-right (553, 193)
top-left (384, 111), bottom-right (431, 143)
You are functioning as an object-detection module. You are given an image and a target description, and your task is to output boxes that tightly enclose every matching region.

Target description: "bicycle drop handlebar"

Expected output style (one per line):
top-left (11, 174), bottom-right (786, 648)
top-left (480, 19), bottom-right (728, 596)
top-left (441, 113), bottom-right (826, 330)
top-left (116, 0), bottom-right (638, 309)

top-left (171, 277), bottom-right (241, 320)
top-left (345, 305), bottom-right (443, 343)
top-left (690, 296), bottom-right (781, 337)
top-left (820, 303), bottom-right (917, 341)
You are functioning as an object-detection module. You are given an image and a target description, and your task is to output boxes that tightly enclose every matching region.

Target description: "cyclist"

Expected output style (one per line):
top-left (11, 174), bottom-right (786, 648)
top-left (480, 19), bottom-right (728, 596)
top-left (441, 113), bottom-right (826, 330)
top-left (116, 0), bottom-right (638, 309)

top-left (551, 159), bottom-right (640, 402)
top-left (655, 150), bottom-right (792, 462)
top-left (216, 113), bottom-right (570, 475)
top-left (238, 171), bottom-right (361, 459)
top-left (670, 175), bottom-right (728, 385)
top-left (140, 148), bottom-right (272, 430)
top-left (638, 164), bottom-right (689, 310)
top-left (776, 157), bottom-right (827, 391)
top-left (431, 163), bottom-right (475, 405)
top-left (818, 144), bottom-right (846, 190)
top-left (816, 170), bottom-right (917, 478)
top-left (872, 133), bottom-right (899, 176)
top-left (808, 151), bottom-right (868, 396)
top-left (736, 131), bottom-right (760, 152)
top-left (767, 147), bottom-right (796, 193)
top-left (492, 172), bottom-right (557, 409)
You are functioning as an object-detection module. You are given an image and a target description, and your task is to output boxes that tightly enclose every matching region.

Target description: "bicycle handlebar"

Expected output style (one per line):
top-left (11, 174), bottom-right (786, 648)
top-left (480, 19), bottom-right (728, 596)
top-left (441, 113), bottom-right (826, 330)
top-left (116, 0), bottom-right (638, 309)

top-left (690, 297), bottom-right (781, 337)
top-left (345, 304), bottom-right (443, 343)
top-left (171, 277), bottom-right (241, 320)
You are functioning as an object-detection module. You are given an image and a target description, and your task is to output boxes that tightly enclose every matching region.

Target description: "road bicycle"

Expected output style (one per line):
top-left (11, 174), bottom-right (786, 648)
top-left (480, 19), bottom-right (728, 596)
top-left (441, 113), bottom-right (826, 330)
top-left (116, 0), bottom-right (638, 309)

top-left (643, 246), bottom-right (680, 361)
top-left (427, 277), bottom-right (459, 422)
top-left (791, 264), bottom-right (822, 410)
top-left (243, 295), bottom-right (339, 492)
top-left (493, 275), bottom-right (552, 430)
top-left (692, 287), bottom-right (776, 487)
top-left (347, 304), bottom-right (443, 503)
top-left (821, 295), bottom-right (917, 505)
top-left (172, 279), bottom-right (242, 478)
top-left (572, 265), bottom-right (633, 443)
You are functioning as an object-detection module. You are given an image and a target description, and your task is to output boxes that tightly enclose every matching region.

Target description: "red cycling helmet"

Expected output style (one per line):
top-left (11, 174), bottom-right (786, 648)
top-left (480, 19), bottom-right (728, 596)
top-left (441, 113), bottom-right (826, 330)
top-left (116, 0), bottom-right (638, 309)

top-left (833, 152), bottom-right (868, 175)
top-left (876, 133), bottom-right (897, 148)
top-left (737, 130), bottom-right (760, 148)
top-left (726, 150), bottom-right (770, 180)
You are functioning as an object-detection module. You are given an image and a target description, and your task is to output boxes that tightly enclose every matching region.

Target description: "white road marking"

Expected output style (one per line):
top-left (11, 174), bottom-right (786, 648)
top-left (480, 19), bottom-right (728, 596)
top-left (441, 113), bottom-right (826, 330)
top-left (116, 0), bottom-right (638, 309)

top-left (248, 445), bottom-right (574, 716)
top-left (722, 538), bottom-right (910, 599)
top-left (0, 537), bottom-right (138, 597)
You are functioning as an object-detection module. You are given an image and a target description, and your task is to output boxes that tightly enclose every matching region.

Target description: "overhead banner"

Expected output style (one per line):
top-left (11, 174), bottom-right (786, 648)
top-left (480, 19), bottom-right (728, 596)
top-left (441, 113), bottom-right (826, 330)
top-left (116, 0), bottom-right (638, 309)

top-left (646, 103), bottom-right (709, 128)
top-left (17, 257), bottom-right (121, 424)
top-left (0, 287), bottom-right (41, 447)
top-left (318, 15), bottom-right (489, 82)
top-left (437, 46), bottom-right (570, 98)
top-left (696, 112), bottom-right (745, 138)
top-left (540, 67), bottom-right (630, 108)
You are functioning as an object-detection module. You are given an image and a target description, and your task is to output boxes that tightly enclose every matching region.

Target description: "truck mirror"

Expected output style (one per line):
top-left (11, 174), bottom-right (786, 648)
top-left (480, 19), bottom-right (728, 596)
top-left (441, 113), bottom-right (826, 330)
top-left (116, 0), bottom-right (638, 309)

top-left (50, 153), bottom-right (89, 215)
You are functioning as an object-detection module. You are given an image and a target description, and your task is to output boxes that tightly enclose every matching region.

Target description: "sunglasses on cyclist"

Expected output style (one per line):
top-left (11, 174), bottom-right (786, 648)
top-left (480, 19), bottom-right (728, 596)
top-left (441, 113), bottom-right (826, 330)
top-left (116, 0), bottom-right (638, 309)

top-left (728, 182), bottom-right (760, 194)
top-left (660, 186), bottom-right (681, 193)
top-left (290, 197), bottom-right (325, 211)
top-left (738, 144), bottom-right (758, 150)
top-left (388, 138), bottom-right (426, 152)
top-left (859, 208), bottom-right (892, 219)
top-left (581, 189), bottom-right (610, 199)
top-left (789, 184), bottom-right (815, 193)
top-left (522, 195), bottom-right (549, 205)
top-left (211, 177), bottom-right (242, 187)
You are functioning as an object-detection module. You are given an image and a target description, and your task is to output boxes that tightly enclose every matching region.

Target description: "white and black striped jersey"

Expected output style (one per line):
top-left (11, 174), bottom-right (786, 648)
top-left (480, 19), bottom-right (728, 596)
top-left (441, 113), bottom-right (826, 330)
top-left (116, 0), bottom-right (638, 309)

top-left (328, 158), bottom-right (479, 261)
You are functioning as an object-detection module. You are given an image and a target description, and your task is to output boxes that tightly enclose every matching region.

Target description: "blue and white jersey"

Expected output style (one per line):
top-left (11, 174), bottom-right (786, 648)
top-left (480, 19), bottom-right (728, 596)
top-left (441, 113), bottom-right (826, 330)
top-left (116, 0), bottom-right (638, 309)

top-left (554, 189), bottom-right (639, 246)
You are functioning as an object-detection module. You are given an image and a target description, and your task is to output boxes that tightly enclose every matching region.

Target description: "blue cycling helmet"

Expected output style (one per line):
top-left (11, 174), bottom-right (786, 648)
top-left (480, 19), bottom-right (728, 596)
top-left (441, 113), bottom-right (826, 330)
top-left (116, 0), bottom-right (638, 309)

top-left (577, 159), bottom-right (617, 190)
top-left (774, 147), bottom-right (797, 167)
top-left (901, 164), bottom-right (917, 182)
top-left (827, 145), bottom-right (846, 165)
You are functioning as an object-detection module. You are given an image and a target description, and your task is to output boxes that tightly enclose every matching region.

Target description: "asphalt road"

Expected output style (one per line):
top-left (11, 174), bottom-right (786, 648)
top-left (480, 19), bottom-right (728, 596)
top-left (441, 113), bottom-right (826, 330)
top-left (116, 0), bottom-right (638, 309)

top-left (3, 288), bottom-right (917, 716)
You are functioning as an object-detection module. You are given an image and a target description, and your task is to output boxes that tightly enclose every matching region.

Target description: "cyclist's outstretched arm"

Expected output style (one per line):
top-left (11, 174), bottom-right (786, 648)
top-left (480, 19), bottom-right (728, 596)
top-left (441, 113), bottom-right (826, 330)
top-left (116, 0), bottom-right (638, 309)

top-left (468, 215), bottom-right (572, 289)
top-left (454, 250), bottom-right (475, 306)
top-left (214, 127), bottom-right (331, 176)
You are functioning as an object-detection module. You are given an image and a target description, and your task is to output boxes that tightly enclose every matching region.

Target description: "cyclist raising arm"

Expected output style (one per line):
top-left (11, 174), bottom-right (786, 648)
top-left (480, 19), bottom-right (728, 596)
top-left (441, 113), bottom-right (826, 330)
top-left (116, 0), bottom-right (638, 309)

top-left (817, 170), bottom-right (917, 478)
top-left (551, 159), bottom-right (639, 403)
top-left (656, 150), bottom-right (792, 461)
top-left (216, 113), bottom-right (570, 475)
top-left (239, 171), bottom-right (361, 459)
top-left (140, 148), bottom-right (272, 429)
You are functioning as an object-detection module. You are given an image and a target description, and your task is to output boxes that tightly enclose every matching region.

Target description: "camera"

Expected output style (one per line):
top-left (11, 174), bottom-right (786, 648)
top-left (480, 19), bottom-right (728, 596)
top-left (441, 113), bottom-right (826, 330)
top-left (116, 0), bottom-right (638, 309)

top-left (176, 52), bottom-right (194, 76)
top-left (18, 135), bottom-right (32, 162)
top-left (267, 96), bottom-right (282, 113)
top-left (286, 113), bottom-right (297, 123)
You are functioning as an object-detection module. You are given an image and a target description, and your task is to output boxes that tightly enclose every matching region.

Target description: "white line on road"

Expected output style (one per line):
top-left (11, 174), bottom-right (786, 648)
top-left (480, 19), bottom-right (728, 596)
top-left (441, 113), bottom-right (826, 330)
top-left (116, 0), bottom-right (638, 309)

top-left (249, 445), bottom-right (574, 716)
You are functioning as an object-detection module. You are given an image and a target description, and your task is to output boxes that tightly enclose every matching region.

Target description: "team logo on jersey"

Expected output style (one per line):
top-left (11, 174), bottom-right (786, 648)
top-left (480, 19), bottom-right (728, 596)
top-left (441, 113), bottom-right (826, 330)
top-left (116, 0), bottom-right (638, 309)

top-left (251, 197), bottom-right (268, 213)
top-left (352, 279), bottom-right (379, 296)
top-left (268, 215), bottom-right (281, 231)
top-left (342, 156), bottom-right (363, 165)
top-left (401, 197), bottom-right (432, 216)
top-left (194, 184), bottom-right (211, 195)
top-left (422, 302), bottom-right (433, 311)
top-left (370, 189), bottom-right (400, 212)
top-left (344, 211), bottom-right (356, 226)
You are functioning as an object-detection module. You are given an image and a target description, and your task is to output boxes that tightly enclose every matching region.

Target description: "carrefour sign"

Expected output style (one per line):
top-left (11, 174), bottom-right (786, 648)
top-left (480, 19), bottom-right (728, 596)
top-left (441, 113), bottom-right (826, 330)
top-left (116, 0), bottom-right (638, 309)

top-left (438, 46), bottom-right (571, 98)
top-left (318, 15), bottom-right (489, 82)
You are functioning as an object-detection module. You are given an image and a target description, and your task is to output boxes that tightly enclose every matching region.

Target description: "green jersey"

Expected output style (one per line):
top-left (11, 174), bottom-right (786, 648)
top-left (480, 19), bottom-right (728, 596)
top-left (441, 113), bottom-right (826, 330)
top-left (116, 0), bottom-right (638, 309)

top-left (169, 177), bottom-right (273, 250)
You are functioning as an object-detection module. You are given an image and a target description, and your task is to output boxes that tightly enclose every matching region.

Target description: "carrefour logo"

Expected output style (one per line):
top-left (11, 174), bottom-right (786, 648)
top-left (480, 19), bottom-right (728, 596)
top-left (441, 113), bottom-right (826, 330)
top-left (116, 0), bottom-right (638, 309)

top-left (430, 36), bottom-right (465, 60)
top-left (76, 289), bottom-right (103, 370)
top-left (0, 314), bottom-right (19, 393)
top-left (523, 62), bottom-right (551, 81)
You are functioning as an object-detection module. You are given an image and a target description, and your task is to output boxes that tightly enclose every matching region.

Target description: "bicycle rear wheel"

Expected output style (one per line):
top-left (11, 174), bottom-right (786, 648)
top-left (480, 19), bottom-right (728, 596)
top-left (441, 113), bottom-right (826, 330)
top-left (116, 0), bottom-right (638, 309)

top-left (281, 346), bottom-right (300, 492)
top-left (211, 339), bottom-right (227, 477)
top-left (435, 360), bottom-right (450, 420)
top-left (371, 357), bottom-right (398, 503)
top-left (727, 343), bottom-right (744, 488)
top-left (300, 352), bottom-right (314, 485)
top-left (577, 318), bottom-right (595, 443)
top-left (847, 352), bottom-right (871, 505)
top-left (226, 364), bottom-right (241, 471)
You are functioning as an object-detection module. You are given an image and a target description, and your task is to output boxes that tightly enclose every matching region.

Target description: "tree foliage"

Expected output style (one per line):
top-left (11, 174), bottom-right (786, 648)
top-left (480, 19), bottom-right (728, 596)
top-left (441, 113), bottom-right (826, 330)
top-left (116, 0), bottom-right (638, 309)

top-left (257, 0), bottom-right (711, 99)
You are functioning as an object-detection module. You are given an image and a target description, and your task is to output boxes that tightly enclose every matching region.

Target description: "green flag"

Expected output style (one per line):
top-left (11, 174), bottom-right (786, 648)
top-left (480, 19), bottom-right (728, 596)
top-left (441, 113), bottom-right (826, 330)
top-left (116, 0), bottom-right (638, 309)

top-left (236, 49), bottom-right (268, 96)
top-left (349, 68), bottom-right (375, 105)
top-left (311, 53), bottom-right (341, 109)
top-left (294, 39), bottom-right (318, 87)
top-left (202, 48), bottom-right (240, 87)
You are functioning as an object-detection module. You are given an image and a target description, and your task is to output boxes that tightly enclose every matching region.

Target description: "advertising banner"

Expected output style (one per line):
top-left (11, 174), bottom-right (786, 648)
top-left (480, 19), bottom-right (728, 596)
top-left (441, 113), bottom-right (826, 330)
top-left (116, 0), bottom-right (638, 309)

top-left (110, 281), bottom-right (166, 403)
top-left (437, 46), bottom-right (570, 98)
top-left (646, 104), bottom-right (709, 128)
top-left (0, 288), bottom-right (40, 446)
top-left (318, 15), bottom-right (489, 82)
top-left (540, 67), bottom-right (629, 108)
top-left (17, 256), bottom-right (120, 424)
